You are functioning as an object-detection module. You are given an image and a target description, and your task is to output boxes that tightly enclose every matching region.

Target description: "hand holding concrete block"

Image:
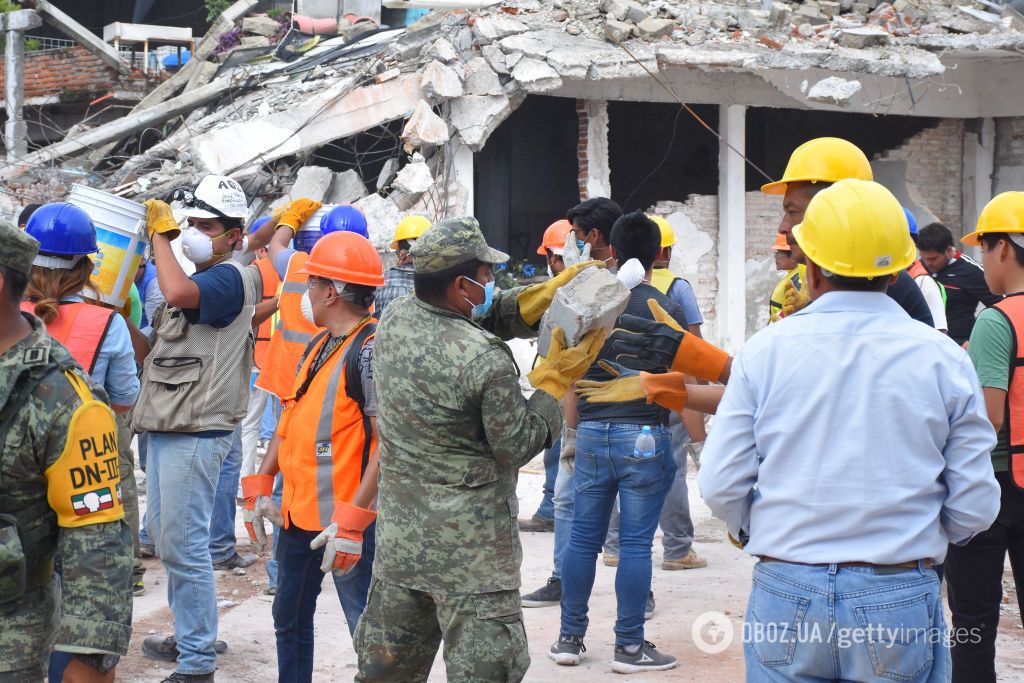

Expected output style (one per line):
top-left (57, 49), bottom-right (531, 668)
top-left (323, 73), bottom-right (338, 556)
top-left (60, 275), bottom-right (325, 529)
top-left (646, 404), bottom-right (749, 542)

top-left (537, 267), bottom-right (630, 357)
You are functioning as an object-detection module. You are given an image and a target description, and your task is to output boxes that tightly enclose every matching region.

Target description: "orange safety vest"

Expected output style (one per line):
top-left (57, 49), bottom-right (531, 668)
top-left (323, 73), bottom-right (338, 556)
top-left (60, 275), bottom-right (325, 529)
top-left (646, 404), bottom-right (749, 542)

top-left (276, 320), bottom-right (377, 531)
top-left (20, 301), bottom-right (115, 374)
top-left (253, 257), bottom-right (281, 370)
top-left (907, 259), bottom-right (928, 279)
top-left (993, 294), bottom-right (1024, 490)
top-left (254, 252), bottom-right (322, 399)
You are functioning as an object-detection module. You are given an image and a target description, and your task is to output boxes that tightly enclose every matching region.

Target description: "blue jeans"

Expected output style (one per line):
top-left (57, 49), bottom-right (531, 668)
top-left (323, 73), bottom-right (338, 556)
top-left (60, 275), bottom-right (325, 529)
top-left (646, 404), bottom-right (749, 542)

top-left (534, 438), bottom-right (561, 521)
top-left (273, 521), bottom-right (376, 681)
top-left (745, 560), bottom-right (949, 682)
top-left (261, 394), bottom-right (282, 440)
top-left (560, 422), bottom-right (674, 646)
top-left (147, 431), bottom-right (231, 676)
top-left (209, 427), bottom-right (244, 564)
top-left (265, 472), bottom-right (284, 590)
top-left (552, 453), bottom-right (574, 579)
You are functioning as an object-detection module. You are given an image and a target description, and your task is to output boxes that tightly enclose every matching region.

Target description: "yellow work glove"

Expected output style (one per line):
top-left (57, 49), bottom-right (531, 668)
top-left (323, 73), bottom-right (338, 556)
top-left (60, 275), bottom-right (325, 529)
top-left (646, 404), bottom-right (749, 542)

top-left (576, 360), bottom-right (688, 412)
top-left (144, 199), bottom-right (181, 241)
top-left (276, 198), bottom-right (322, 236)
top-left (527, 326), bottom-right (607, 401)
top-left (779, 280), bottom-right (809, 318)
top-left (516, 260), bottom-right (605, 326)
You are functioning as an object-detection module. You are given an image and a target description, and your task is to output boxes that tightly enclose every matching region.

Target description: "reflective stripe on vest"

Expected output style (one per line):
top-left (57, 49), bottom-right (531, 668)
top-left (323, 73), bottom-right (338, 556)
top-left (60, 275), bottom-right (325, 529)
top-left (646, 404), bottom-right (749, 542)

top-left (993, 294), bottom-right (1024, 490)
top-left (253, 257), bottom-right (281, 370)
top-left (276, 320), bottom-right (376, 530)
top-left (650, 268), bottom-right (678, 296)
top-left (20, 301), bottom-right (115, 375)
top-left (254, 252), bottom-right (323, 399)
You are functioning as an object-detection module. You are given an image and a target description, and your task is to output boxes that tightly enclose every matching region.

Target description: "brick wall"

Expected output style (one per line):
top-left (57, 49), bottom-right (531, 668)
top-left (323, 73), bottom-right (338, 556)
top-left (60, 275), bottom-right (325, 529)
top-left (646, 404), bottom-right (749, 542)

top-left (0, 46), bottom-right (151, 102)
top-left (994, 117), bottom-right (1024, 195)
top-left (874, 118), bottom-right (965, 229)
top-left (576, 99), bottom-right (588, 200)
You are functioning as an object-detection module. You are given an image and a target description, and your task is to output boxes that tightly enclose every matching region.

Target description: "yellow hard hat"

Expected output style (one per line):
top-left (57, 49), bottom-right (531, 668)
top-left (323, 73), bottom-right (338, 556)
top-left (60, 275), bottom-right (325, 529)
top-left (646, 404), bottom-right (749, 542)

top-left (793, 179), bottom-right (915, 278)
top-left (961, 192), bottom-right (1024, 246)
top-left (648, 214), bottom-right (675, 248)
top-left (390, 215), bottom-right (432, 251)
top-left (761, 137), bottom-right (873, 195)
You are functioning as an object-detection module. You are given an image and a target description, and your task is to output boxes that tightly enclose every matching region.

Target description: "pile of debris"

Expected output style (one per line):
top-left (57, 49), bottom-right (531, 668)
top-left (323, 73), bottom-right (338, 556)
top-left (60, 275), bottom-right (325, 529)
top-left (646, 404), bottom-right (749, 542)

top-left (1, 0), bottom-right (1021, 252)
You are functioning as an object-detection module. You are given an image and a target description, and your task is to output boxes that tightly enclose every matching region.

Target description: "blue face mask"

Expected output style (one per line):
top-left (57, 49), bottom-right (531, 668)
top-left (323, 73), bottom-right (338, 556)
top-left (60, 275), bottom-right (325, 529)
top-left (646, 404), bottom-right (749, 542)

top-left (576, 239), bottom-right (587, 252)
top-left (464, 276), bottom-right (495, 317)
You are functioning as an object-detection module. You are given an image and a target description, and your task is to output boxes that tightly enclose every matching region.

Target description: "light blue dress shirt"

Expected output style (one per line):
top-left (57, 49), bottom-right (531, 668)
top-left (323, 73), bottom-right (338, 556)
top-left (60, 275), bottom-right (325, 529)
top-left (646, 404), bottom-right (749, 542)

top-left (698, 291), bottom-right (1000, 565)
top-left (62, 296), bottom-right (140, 407)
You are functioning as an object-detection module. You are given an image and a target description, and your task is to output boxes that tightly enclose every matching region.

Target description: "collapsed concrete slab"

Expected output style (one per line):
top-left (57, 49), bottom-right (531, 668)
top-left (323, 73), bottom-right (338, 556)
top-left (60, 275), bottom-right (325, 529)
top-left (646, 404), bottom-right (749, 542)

top-left (393, 156), bottom-right (434, 194)
top-left (353, 193), bottom-right (403, 251)
top-left (421, 60), bottom-right (464, 99)
top-left (326, 170), bottom-right (368, 205)
top-left (449, 93), bottom-right (521, 151)
top-left (537, 267), bottom-right (630, 358)
top-left (511, 58), bottom-right (563, 93)
top-left (284, 165), bottom-right (334, 203)
top-left (402, 100), bottom-right (450, 150)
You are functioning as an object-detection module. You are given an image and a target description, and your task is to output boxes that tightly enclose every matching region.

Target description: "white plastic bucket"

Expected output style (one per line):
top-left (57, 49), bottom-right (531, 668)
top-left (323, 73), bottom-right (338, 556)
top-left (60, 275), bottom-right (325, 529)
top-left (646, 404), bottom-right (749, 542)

top-left (67, 184), bottom-right (148, 308)
top-left (294, 204), bottom-right (335, 252)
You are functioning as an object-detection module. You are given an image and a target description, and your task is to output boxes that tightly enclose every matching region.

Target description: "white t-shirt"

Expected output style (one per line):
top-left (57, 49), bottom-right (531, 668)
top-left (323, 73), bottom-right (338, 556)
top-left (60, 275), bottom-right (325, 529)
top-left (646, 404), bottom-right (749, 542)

top-left (915, 274), bottom-right (948, 332)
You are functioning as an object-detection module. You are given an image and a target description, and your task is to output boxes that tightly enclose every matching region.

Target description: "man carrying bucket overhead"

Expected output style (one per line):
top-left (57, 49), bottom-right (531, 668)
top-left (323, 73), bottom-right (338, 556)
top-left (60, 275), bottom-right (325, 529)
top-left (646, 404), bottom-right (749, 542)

top-left (132, 174), bottom-right (281, 683)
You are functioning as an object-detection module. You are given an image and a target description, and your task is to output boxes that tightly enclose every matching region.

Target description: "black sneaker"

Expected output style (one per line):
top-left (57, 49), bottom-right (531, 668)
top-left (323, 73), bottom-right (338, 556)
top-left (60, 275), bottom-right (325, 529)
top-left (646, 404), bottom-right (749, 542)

top-left (143, 635), bottom-right (228, 662)
top-left (549, 635), bottom-right (586, 666)
top-left (522, 577), bottom-right (561, 607)
top-left (611, 641), bottom-right (678, 674)
top-left (212, 552), bottom-right (258, 570)
top-left (162, 672), bottom-right (215, 682)
top-left (645, 591), bottom-right (655, 620)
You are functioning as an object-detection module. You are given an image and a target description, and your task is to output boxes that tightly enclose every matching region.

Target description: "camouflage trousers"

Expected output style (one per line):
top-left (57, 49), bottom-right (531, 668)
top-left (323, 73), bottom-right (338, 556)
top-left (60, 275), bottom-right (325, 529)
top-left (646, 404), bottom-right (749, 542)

top-left (0, 579), bottom-right (59, 680)
top-left (116, 414), bottom-right (144, 583)
top-left (354, 578), bottom-right (530, 683)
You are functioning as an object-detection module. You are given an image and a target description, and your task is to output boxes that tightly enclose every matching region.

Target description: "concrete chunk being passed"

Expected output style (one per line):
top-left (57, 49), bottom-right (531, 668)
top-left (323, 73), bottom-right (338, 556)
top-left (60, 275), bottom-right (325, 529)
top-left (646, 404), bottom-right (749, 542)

top-left (537, 267), bottom-right (630, 358)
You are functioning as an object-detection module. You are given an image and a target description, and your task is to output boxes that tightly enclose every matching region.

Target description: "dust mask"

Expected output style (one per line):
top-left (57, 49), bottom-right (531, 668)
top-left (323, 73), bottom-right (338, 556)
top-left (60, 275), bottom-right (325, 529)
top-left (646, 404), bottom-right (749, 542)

top-left (616, 258), bottom-right (646, 290)
top-left (300, 290), bottom-right (317, 325)
top-left (181, 226), bottom-right (228, 264)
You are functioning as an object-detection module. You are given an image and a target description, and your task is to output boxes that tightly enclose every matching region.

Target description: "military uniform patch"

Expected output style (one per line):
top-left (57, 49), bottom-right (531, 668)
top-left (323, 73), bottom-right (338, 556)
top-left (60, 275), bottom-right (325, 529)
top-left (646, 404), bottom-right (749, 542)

top-left (71, 488), bottom-right (114, 515)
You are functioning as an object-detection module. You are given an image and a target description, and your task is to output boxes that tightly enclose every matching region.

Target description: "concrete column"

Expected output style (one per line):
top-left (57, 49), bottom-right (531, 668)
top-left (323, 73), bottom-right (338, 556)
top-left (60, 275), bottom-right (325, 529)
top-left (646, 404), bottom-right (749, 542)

top-left (962, 117), bottom-right (994, 260)
top-left (2, 10), bottom-right (42, 162)
top-left (717, 104), bottom-right (746, 352)
top-left (453, 142), bottom-right (475, 217)
top-left (584, 100), bottom-right (611, 199)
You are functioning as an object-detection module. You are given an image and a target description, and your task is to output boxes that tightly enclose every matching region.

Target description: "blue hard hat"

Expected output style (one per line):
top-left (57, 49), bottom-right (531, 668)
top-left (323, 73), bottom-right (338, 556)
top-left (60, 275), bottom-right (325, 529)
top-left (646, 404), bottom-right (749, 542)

top-left (904, 207), bottom-right (918, 236)
top-left (25, 202), bottom-right (98, 255)
top-left (249, 216), bottom-right (271, 234)
top-left (321, 205), bottom-right (368, 239)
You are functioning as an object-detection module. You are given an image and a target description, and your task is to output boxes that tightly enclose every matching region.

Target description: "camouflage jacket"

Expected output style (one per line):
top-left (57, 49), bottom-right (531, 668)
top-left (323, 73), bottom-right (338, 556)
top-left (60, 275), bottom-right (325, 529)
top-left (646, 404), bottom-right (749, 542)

top-left (0, 314), bottom-right (132, 656)
top-left (373, 289), bottom-right (562, 593)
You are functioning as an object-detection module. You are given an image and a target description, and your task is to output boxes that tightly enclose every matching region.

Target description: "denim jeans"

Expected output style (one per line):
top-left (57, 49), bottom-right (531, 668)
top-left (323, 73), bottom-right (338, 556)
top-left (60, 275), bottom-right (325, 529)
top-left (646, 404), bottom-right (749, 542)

top-left (552, 454), bottom-right (575, 579)
top-left (147, 431), bottom-right (231, 676)
top-left (605, 417), bottom-right (694, 560)
top-left (265, 472), bottom-right (284, 591)
top-left (261, 394), bottom-right (282, 441)
top-left (139, 432), bottom-right (152, 548)
top-left (745, 560), bottom-right (949, 682)
top-left (560, 422), bottom-right (674, 646)
top-left (273, 521), bottom-right (376, 681)
top-left (209, 427), bottom-right (244, 564)
top-left (534, 438), bottom-right (561, 521)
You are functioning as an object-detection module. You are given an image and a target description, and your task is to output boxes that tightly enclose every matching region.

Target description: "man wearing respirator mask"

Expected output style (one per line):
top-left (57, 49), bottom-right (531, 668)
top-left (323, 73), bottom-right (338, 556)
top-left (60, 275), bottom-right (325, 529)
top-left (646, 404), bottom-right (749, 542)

top-left (133, 175), bottom-right (281, 683)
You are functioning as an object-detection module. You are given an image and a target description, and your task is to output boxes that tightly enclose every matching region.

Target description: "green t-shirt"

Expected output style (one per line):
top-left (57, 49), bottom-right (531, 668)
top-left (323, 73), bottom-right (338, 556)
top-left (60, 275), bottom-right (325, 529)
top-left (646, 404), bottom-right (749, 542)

top-left (967, 307), bottom-right (1011, 471)
top-left (127, 282), bottom-right (143, 328)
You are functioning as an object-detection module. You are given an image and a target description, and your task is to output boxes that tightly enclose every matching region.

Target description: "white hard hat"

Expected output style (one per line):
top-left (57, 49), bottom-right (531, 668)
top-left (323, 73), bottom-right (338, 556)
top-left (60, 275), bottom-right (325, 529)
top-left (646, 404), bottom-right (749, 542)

top-left (177, 175), bottom-right (249, 220)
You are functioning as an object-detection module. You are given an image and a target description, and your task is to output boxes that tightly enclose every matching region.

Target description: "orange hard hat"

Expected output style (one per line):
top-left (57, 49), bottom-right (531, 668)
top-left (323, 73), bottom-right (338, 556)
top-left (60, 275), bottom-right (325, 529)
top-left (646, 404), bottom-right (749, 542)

top-left (298, 230), bottom-right (385, 286)
top-left (771, 233), bottom-right (790, 251)
top-left (537, 219), bottom-right (573, 256)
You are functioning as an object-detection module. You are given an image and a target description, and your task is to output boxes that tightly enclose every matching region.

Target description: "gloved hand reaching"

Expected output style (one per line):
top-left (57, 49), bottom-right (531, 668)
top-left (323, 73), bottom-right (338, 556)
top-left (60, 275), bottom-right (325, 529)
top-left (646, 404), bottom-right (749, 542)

top-left (560, 426), bottom-right (577, 473)
top-left (608, 299), bottom-right (730, 383)
top-left (516, 260), bottom-right (605, 326)
top-left (310, 501), bottom-right (377, 575)
top-left (241, 474), bottom-right (283, 551)
top-left (144, 199), bottom-right (181, 241)
top-left (527, 326), bottom-right (607, 401)
top-left (779, 279), bottom-right (810, 318)
top-left (575, 360), bottom-right (688, 412)
top-left (276, 198), bottom-right (322, 236)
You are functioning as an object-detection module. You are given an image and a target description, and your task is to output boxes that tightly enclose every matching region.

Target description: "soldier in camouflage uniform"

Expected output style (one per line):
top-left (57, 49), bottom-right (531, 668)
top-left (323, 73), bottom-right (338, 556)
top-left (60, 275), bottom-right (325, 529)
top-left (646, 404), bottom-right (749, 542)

top-left (355, 217), bottom-right (606, 682)
top-left (0, 219), bottom-right (133, 681)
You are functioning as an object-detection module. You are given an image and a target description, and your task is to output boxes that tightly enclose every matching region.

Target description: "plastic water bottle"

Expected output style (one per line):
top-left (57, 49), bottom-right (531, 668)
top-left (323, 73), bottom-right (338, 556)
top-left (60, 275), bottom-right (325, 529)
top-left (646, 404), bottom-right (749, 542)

top-left (633, 426), bottom-right (656, 459)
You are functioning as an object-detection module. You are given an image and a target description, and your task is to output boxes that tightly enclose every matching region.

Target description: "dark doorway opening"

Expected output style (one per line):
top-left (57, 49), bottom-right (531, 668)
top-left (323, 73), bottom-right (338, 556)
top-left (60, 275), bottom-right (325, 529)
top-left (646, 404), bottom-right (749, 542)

top-left (474, 95), bottom-right (580, 265)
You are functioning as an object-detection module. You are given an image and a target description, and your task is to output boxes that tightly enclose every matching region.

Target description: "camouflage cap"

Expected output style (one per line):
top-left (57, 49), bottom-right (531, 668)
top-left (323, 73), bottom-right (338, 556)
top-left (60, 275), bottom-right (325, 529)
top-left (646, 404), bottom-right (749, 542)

top-left (0, 217), bottom-right (39, 276)
top-left (411, 216), bottom-right (509, 274)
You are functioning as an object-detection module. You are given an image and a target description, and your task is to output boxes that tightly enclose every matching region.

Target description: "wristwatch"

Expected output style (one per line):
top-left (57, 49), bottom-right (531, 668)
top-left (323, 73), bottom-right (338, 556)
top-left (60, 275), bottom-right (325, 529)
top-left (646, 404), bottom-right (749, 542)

top-left (74, 653), bottom-right (120, 674)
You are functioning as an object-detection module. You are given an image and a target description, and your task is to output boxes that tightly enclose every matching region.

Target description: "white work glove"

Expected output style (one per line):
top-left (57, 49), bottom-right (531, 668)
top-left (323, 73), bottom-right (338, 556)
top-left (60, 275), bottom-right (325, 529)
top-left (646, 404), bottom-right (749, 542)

top-left (560, 426), bottom-right (577, 473)
top-left (241, 474), bottom-right (283, 552)
top-left (562, 231), bottom-right (591, 267)
top-left (309, 502), bottom-right (377, 575)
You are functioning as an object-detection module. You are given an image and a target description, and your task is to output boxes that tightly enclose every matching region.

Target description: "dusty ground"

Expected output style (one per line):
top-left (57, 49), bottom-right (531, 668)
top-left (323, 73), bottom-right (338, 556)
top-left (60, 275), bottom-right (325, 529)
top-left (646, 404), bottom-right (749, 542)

top-left (122, 458), bottom-right (1024, 682)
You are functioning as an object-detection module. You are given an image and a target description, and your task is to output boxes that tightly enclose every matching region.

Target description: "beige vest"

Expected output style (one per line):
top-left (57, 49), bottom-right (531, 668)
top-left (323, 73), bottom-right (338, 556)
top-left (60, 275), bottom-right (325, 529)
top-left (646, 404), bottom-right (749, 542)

top-left (132, 260), bottom-right (259, 433)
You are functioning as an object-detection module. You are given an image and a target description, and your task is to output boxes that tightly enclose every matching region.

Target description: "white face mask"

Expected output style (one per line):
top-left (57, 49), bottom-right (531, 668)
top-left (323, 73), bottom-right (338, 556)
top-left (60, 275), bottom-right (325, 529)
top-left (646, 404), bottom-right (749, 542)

top-left (300, 289), bottom-right (317, 326)
top-left (181, 226), bottom-right (226, 265)
top-left (615, 258), bottom-right (646, 290)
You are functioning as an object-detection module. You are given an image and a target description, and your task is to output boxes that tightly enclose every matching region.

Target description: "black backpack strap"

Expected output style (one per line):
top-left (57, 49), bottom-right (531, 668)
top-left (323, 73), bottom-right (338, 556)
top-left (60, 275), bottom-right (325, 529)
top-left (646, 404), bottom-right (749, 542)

top-left (343, 322), bottom-right (377, 476)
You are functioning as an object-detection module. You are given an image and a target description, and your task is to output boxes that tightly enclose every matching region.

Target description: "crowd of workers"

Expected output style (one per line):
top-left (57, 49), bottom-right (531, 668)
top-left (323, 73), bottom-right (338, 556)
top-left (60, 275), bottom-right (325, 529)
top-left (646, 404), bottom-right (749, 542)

top-left (0, 133), bottom-right (1021, 683)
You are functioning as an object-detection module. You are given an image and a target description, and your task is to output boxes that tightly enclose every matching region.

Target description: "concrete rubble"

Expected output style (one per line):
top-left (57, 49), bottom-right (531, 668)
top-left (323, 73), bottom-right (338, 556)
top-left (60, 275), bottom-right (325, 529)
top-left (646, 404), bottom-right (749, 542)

top-left (1, 0), bottom-right (1021, 253)
top-left (537, 267), bottom-right (630, 358)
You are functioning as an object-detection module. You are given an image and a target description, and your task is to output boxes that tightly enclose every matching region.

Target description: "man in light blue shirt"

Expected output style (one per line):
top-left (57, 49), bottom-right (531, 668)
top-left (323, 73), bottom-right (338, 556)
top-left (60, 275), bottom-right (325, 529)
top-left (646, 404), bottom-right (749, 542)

top-left (699, 179), bottom-right (1000, 682)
